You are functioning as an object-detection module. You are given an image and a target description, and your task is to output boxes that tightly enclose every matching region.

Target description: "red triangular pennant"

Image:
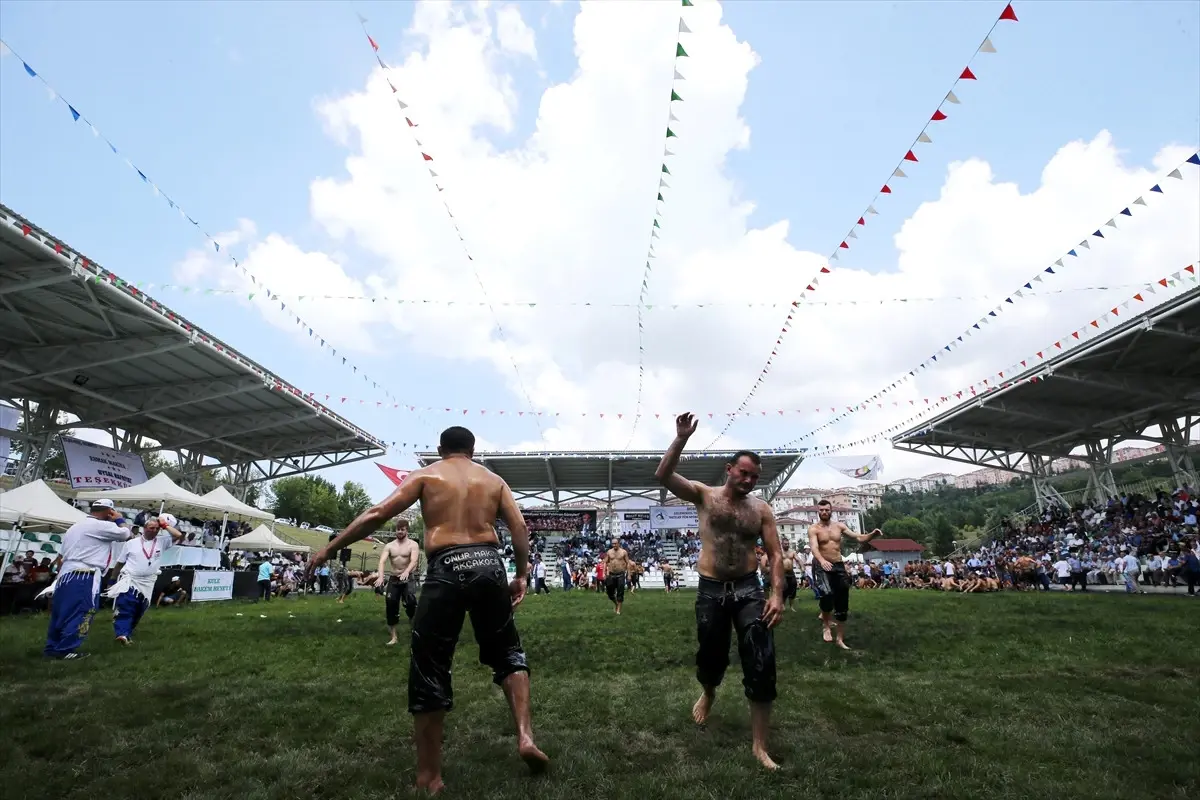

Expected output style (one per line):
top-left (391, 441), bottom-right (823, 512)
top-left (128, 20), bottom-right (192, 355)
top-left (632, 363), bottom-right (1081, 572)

top-left (422, 153), bottom-right (433, 161)
top-left (903, 150), bottom-right (918, 162)
top-left (1158, 278), bottom-right (1169, 287)
top-left (881, 185), bottom-right (892, 193)
top-left (857, 217), bottom-right (865, 225)
top-left (960, 67), bottom-right (977, 80)
top-left (999, 3), bottom-right (1018, 22)
top-left (839, 241), bottom-right (849, 249)
top-left (931, 109), bottom-right (947, 121)
top-left (819, 266), bottom-right (831, 274)
top-left (1186, 265), bottom-right (1196, 274)
top-left (1133, 293), bottom-right (1144, 302)
top-left (367, 35), bottom-right (379, 51)
top-left (1090, 320), bottom-right (1099, 328)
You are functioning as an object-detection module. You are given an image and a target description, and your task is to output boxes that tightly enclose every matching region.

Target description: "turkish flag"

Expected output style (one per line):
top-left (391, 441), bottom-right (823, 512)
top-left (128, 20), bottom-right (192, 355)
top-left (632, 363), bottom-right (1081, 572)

top-left (376, 463), bottom-right (410, 487)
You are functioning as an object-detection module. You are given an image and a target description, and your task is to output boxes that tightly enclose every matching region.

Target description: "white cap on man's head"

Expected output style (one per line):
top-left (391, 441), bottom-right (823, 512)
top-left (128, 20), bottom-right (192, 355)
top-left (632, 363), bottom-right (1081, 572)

top-left (90, 499), bottom-right (115, 510)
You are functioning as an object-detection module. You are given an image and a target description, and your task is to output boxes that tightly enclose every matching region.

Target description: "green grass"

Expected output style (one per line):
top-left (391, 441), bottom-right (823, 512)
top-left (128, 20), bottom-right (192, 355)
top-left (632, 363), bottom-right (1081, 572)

top-left (1, 590), bottom-right (1197, 799)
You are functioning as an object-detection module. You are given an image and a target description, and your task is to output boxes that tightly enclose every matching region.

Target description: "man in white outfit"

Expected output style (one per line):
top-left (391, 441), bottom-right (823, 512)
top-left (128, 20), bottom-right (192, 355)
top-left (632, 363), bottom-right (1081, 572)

top-left (106, 515), bottom-right (184, 644)
top-left (40, 499), bottom-right (134, 660)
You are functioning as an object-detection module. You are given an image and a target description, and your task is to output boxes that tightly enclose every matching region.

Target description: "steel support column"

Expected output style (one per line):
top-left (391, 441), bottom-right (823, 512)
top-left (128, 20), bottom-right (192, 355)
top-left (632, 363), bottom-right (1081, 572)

top-left (1030, 453), bottom-right (1067, 512)
top-left (1083, 441), bottom-right (1118, 505)
top-left (1160, 417), bottom-right (1199, 489)
top-left (15, 401), bottom-right (59, 487)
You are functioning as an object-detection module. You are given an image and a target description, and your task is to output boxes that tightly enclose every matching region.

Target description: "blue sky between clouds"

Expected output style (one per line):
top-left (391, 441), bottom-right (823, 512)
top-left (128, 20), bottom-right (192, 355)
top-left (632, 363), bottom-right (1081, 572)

top-left (1, 1), bottom-right (1197, 504)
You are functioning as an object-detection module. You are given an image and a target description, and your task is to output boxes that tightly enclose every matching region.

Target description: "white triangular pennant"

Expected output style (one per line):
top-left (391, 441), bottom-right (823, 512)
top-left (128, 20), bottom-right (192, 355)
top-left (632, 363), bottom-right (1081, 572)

top-left (847, 229), bottom-right (858, 239)
top-left (1078, 240), bottom-right (1090, 249)
top-left (664, 148), bottom-right (675, 157)
top-left (866, 205), bottom-right (878, 215)
top-left (893, 167), bottom-right (907, 178)
top-left (1054, 259), bottom-right (1064, 268)
top-left (1105, 218), bottom-right (1117, 228)
top-left (669, 110), bottom-right (680, 122)
top-left (1168, 169), bottom-right (1182, 179)
top-left (1133, 196), bottom-right (1146, 206)
top-left (917, 131), bottom-right (932, 144)
top-left (678, 19), bottom-right (691, 34)
top-left (945, 90), bottom-right (960, 104)
top-left (674, 69), bottom-right (686, 81)
top-left (978, 37), bottom-right (997, 54)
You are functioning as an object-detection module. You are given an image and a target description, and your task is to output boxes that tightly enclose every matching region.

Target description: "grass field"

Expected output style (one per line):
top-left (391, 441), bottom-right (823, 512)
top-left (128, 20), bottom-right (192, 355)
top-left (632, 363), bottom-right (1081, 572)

top-left (1, 588), bottom-right (1196, 799)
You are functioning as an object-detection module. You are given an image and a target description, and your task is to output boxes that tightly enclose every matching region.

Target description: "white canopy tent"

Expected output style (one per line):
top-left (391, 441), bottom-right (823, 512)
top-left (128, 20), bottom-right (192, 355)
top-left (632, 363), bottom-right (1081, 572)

top-left (1, 479), bottom-right (89, 582)
top-left (0, 479), bottom-right (87, 529)
top-left (198, 486), bottom-right (274, 522)
top-left (228, 524), bottom-right (310, 553)
top-left (76, 472), bottom-right (226, 517)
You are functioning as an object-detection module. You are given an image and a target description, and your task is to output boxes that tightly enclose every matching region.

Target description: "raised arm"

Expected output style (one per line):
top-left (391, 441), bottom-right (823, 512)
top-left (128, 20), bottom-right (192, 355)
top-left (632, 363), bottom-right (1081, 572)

top-left (841, 525), bottom-right (882, 544)
top-left (313, 473), bottom-right (425, 570)
top-left (654, 412), bottom-right (704, 505)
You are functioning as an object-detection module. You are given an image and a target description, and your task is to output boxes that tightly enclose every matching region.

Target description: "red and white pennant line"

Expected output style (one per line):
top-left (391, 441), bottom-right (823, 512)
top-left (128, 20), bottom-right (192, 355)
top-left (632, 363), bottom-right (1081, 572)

top-left (712, 1), bottom-right (1020, 445)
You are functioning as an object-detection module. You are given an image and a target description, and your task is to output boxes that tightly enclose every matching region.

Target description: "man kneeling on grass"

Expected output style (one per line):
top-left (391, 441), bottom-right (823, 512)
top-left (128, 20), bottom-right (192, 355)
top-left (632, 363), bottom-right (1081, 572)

top-left (308, 426), bottom-right (547, 794)
top-left (155, 576), bottom-right (188, 607)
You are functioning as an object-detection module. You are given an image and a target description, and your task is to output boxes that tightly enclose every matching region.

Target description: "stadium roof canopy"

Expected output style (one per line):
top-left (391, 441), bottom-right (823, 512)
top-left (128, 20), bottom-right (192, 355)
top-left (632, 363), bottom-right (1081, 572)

top-left (0, 204), bottom-right (386, 486)
top-left (892, 285), bottom-right (1200, 499)
top-left (415, 449), bottom-right (807, 505)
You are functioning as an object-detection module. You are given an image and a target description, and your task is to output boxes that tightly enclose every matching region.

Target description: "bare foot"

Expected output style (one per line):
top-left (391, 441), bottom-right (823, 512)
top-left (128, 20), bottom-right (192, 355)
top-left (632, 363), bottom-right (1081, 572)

top-left (822, 626), bottom-right (833, 643)
top-left (753, 747), bottom-right (780, 771)
top-left (518, 741), bottom-right (549, 774)
top-left (385, 639), bottom-right (398, 646)
top-left (835, 639), bottom-right (852, 651)
top-left (692, 692), bottom-right (715, 725)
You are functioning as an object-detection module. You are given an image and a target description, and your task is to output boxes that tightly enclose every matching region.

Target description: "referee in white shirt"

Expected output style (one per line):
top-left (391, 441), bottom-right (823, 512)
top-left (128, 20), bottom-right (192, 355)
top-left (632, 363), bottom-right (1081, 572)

top-left (41, 499), bottom-right (134, 660)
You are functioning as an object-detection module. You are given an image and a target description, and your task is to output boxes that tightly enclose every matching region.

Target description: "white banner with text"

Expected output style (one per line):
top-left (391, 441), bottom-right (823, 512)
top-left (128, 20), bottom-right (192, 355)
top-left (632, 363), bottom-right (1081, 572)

top-left (649, 505), bottom-right (699, 531)
top-left (190, 570), bottom-right (234, 602)
top-left (60, 436), bottom-right (149, 490)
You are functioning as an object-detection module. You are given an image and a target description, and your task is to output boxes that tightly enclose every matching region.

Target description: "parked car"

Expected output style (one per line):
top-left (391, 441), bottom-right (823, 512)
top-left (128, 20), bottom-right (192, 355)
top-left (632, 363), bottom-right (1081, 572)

top-left (315, 525), bottom-right (336, 534)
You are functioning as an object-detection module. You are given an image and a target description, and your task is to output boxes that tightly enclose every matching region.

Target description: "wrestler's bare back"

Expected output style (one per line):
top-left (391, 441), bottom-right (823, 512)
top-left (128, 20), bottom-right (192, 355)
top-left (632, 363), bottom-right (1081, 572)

top-left (695, 485), bottom-right (768, 581)
top-left (384, 538), bottom-right (419, 575)
top-left (412, 458), bottom-right (517, 553)
top-left (808, 520), bottom-right (848, 565)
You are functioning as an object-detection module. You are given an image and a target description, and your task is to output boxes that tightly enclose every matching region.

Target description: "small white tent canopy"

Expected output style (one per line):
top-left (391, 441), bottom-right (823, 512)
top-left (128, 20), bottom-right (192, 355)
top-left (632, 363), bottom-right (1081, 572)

top-left (0, 479), bottom-right (87, 528)
top-left (228, 524), bottom-right (310, 553)
top-left (198, 486), bottom-right (274, 522)
top-left (76, 472), bottom-right (226, 517)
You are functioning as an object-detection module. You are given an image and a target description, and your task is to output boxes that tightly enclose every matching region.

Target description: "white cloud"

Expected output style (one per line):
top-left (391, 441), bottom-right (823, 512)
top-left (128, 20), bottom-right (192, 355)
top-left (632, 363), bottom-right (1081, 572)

top-left (495, 5), bottom-right (537, 59)
top-left (176, 1), bottom-right (1199, 485)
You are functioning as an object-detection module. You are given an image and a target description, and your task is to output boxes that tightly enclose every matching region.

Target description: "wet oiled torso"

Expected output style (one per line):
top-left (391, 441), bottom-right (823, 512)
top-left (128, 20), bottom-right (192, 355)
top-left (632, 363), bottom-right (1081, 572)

top-left (420, 458), bottom-right (505, 554)
top-left (696, 488), bottom-right (766, 580)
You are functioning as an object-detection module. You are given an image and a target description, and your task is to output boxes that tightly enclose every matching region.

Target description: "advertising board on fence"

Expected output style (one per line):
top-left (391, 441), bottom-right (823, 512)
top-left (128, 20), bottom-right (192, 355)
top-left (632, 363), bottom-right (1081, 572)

top-left (649, 505), bottom-right (699, 531)
top-left (190, 570), bottom-right (234, 602)
top-left (619, 511), bottom-right (651, 535)
top-left (60, 436), bottom-right (149, 490)
top-left (499, 509), bottom-right (598, 535)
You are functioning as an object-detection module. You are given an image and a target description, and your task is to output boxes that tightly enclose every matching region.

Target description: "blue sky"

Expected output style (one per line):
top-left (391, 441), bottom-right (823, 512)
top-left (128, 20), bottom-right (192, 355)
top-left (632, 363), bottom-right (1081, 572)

top-left (2, 1), bottom-right (1197, 504)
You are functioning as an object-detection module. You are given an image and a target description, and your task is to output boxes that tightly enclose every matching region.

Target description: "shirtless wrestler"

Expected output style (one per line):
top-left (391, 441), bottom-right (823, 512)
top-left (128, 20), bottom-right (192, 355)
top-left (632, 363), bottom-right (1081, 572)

top-left (603, 539), bottom-right (632, 615)
top-left (807, 499), bottom-right (880, 650)
top-left (379, 520), bottom-right (420, 646)
top-left (656, 412), bottom-right (785, 771)
top-left (779, 539), bottom-right (799, 611)
top-left (308, 426), bottom-right (547, 793)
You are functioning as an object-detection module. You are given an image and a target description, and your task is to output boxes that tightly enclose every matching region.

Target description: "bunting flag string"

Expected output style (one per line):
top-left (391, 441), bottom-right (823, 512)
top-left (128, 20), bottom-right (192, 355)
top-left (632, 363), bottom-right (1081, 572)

top-left (355, 14), bottom-right (544, 436)
top-left (710, 1), bottom-right (1020, 447)
top-left (115, 281), bottom-right (1153, 309)
top-left (777, 152), bottom-right (1200, 445)
top-left (785, 261), bottom-right (1199, 451)
top-left (626, 0), bottom-right (694, 448)
top-left (0, 39), bottom-right (411, 413)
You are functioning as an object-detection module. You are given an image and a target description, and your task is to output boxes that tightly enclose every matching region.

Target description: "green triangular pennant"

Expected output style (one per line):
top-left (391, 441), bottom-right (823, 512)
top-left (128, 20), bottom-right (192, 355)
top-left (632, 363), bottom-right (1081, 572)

top-left (682, 0), bottom-right (693, 6)
top-left (676, 43), bottom-right (689, 57)
top-left (670, 89), bottom-right (682, 102)
top-left (666, 127), bottom-right (676, 138)
top-left (657, 192), bottom-right (664, 201)
top-left (662, 164), bottom-right (671, 174)
top-left (653, 219), bottom-right (661, 228)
